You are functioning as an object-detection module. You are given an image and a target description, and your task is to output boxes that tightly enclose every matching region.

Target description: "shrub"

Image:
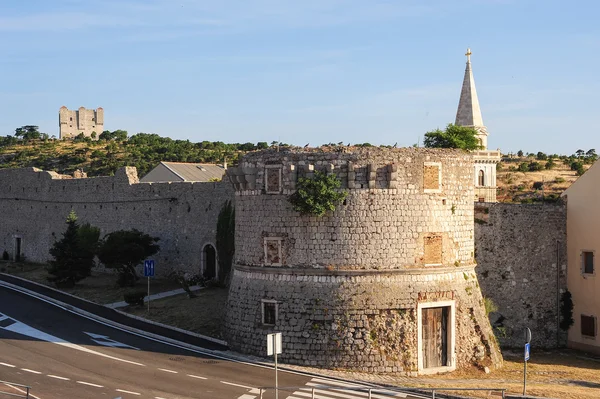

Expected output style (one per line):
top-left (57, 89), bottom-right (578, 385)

top-left (518, 162), bottom-right (528, 172)
top-left (289, 171), bottom-right (348, 217)
top-left (2, 250), bottom-right (8, 261)
top-left (528, 161), bottom-right (543, 172)
top-left (216, 200), bottom-right (235, 286)
top-left (484, 297), bottom-right (498, 316)
top-left (532, 181), bottom-right (544, 190)
top-left (123, 290), bottom-right (146, 306)
top-left (559, 290), bottom-right (574, 331)
top-left (555, 177), bottom-right (566, 183)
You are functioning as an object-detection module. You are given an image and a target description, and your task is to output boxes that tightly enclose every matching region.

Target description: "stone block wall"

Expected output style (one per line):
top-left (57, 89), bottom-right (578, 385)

top-left (474, 202), bottom-right (567, 348)
top-left (226, 147), bottom-right (502, 373)
top-left (0, 167), bottom-right (232, 276)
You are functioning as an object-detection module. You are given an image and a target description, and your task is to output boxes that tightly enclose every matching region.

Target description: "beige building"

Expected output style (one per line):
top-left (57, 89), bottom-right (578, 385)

top-left (454, 49), bottom-right (501, 202)
top-left (59, 106), bottom-right (104, 139)
top-left (563, 163), bottom-right (600, 353)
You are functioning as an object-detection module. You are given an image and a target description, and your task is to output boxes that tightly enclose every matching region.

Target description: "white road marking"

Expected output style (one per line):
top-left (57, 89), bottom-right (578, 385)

top-left (84, 331), bottom-right (140, 350)
top-left (158, 368), bottom-right (178, 373)
top-left (0, 362), bottom-right (15, 368)
top-left (76, 381), bottom-right (104, 388)
top-left (220, 381), bottom-right (260, 393)
top-left (288, 378), bottom-right (408, 399)
top-left (155, 397), bottom-right (168, 399)
top-left (187, 374), bottom-right (207, 380)
top-left (21, 368), bottom-right (42, 374)
top-left (0, 312), bottom-right (144, 367)
top-left (116, 388), bottom-right (141, 395)
top-left (47, 375), bottom-right (70, 381)
top-left (5, 384), bottom-right (42, 399)
top-left (236, 395), bottom-right (256, 399)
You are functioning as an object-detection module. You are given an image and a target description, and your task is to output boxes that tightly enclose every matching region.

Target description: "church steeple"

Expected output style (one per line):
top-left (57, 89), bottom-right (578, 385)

top-left (455, 48), bottom-right (488, 149)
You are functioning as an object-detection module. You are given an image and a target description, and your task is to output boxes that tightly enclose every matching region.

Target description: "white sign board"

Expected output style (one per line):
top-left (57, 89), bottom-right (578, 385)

top-left (267, 332), bottom-right (282, 356)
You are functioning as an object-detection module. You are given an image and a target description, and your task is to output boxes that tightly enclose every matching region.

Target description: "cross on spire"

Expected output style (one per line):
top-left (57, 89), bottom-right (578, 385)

top-left (466, 48), bottom-right (472, 63)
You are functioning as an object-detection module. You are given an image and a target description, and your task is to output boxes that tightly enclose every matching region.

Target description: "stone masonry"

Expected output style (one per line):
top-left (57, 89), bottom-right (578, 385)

top-left (474, 202), bottom-right (567, 348)
top-left (0, 167), bottom-right (232, 276)
top-left (225, 147), bottom-right (502, 374)
top-left (59, 106), bottom-right (104, 139)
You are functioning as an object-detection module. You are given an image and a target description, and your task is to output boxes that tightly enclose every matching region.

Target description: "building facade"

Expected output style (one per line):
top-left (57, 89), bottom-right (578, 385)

top-left (59, 106), bottom-right (104, 139)
top-left (225, 147), bottom-right (502, 374)
top-left (563, 163), bottom-right (600, 354)
top-left (454, 49), bottom-right (500, 202)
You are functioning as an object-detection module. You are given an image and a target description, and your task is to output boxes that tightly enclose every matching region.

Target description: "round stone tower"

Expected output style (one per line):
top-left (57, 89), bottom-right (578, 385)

top-left (225, 147), bottom-right (502, 374)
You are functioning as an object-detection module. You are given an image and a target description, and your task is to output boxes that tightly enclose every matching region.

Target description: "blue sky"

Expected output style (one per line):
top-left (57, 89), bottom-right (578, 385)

top-left (0, 0), bottom-right (598, 154)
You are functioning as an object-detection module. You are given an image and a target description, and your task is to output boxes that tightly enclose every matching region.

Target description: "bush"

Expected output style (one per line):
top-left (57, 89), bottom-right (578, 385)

top-left (555, 177), bottom-right (566, 183)
top-left (123, 290), bottom-right (146, 306)
top-left (559, 290), bottom-right (574, 331)
top-left (532, 181), bottom-right (544, 190)
top-left (2, 250), bottom-right (8, 261)
top-left (528, 161), bottom-right (543, 172)
top-left (518, 162), bottom-right (529, 172)
top-left (289, 171), bottom-right (348, 216)
top-left (484, 297), bottom-right (498, 316)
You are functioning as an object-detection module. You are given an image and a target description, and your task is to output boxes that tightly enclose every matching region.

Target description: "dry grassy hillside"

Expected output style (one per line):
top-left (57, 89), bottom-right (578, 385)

top-left (496, 158), bottom-right (587, 203)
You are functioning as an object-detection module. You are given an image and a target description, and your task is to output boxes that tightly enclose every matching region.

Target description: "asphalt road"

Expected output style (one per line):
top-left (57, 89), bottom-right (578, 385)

top-left (0, 286), bottom-right (424, 399)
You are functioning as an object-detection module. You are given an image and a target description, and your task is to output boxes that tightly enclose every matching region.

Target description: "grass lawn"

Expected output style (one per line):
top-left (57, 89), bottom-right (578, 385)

top-left (123, 287), bottom-right (228, 340)
top-left (0, 261), bottom-right (182, 305)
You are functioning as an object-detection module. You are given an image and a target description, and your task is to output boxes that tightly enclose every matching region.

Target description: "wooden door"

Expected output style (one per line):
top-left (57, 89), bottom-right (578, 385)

top-left (422, 306), bottom-right (449, 368)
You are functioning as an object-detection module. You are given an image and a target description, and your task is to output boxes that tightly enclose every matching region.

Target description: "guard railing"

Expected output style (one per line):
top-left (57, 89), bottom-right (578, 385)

top-left (0, 381), bottom-right (31, 398)
top-left (257, 384), bottom-right (506, 399)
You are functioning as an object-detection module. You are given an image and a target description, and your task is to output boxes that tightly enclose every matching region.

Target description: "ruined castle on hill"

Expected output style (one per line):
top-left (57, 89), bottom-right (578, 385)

top-left (59, 106), bottom-right (104, 139)
top-left (0, 50), bottom-right (567, 374)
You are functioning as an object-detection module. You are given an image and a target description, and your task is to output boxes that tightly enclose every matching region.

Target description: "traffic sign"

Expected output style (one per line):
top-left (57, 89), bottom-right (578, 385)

top-left (524, 343), bottom-right (530, 361)
top-left (267, 332), bottom-right (282, 356)
top-left (144, 260), bottom-right (155, 277)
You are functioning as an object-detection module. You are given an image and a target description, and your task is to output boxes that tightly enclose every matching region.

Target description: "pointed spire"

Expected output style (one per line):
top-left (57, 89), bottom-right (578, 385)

top-left (455, 48), bottom-right (488, 149)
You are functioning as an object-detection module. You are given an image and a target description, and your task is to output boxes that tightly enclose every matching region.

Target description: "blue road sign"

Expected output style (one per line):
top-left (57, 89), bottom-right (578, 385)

top-left (144, 260), bottom-right (155, 277)
top-left (524, 343), bottom-right (530, 361)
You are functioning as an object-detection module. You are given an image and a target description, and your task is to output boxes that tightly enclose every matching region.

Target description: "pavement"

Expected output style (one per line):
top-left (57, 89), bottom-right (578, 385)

top-left (0, 273), bottom-right (431, 399)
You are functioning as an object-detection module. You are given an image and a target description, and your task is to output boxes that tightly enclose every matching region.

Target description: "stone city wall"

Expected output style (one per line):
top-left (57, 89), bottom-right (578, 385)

top-left (474, 202), bottom-right (567, 348)
top-left (0, 167), bottom-right (232, 275)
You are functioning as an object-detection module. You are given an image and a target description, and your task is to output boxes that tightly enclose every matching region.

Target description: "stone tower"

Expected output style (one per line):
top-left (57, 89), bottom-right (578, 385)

top-left (455, 49), bottom-right (501, 202)
top-left (225, 147), bottom-right (502, 374)
top-left (59, 106), bottom-right (104, 139)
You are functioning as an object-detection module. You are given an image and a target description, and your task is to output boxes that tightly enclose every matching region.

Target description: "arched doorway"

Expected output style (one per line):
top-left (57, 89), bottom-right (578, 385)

top-left (478, 170), bottom-right (485, 186)
top-left (202, 244), bottom-right (217, 280)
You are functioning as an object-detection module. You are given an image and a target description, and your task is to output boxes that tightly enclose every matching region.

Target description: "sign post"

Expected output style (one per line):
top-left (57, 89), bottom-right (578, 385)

top-left (523, 327), bottom-right (531, 395)
top-left (143, 260), bottom-right (155, 313)
top-left (267, 332), bottom-right (282, 399)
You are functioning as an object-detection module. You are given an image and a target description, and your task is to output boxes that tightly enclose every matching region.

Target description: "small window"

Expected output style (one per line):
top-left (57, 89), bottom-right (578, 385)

top-left (582, 251), bottom-right (594, 274)
top-left (262, 300), bottom-right (278, 325)
top-left (423, 162), bottom-right (442, 193)
top-left (264, 237), bottom-right (282, 266)
top-left (478, 170), bottom-right (485, 186)
top-left (265, 166), bottom-right (282, 194)
top-left (581, 315), bottom-right (596, 338)
top-left (424, 234), bottom-right (443, 265)
top-left (70, 117), bottom-right (73, 121)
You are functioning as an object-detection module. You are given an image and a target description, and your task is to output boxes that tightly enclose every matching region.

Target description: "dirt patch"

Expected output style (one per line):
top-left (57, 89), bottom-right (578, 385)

top-left (122, 287), bottom-right (228, 340)
top-left (1, 262), bottom-right (181, 305)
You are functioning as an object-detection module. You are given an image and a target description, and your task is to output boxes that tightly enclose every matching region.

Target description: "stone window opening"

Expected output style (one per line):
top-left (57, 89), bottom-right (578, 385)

top-left (423, 162), bottom-right (442, 193)
top-left (201, 243), bottom-right (218, 280)
top-left (13, 235), bottom-right (23, 262)
top-left (581, 251), bottom-right (594, 275)
top-left (581, 314), bottom-right (596, 338)
top-left (478, 170), bottom-right (485, 186)
top-left (264, 237), bottom-right (283, 266)
top-left (261, 299), bottom-right (278, 326)
top-left (423, 234), bottom-right (443, 266)
top-left (265, 165), bottom-right (283, 194)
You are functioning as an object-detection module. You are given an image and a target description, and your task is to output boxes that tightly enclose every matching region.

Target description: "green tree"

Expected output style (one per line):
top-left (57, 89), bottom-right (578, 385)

top-left (517, 150), bottom-right (524, 157)
top-left (289, 171), bottom-right (348, 216)
top-left (47, 211), bottom-right (98, 287)
top-left (536, 152), bottom-right (547, 160)
top-left (423, 124), bottom-right (481, 150)
top-left (14, 125), bottom-right (42, 140)
top-left (216, 200), bottom-right (235, 286)
top-left (545, 159), bottom-right (556, 170)
top-left (256, 142), bottom-right (269, 149)
top-left (97, 229), bottom-right (160, 287)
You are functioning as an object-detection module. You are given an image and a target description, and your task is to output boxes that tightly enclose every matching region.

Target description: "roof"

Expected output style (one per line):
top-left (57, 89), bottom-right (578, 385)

top-left (141, 162), bottom-right (226, 183)
top-left (455, 48), bottom-right (485, 128)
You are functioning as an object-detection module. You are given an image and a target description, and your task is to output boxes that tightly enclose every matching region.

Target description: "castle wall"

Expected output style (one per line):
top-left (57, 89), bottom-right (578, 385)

top-left (474, 202), bottom-right (567, 348)
top-left (59, 106), bottom-right (104, 139)
top-left (226, 148), bottom-right (502, 374)
top-left (0, 167), bottom-right (232, 276)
